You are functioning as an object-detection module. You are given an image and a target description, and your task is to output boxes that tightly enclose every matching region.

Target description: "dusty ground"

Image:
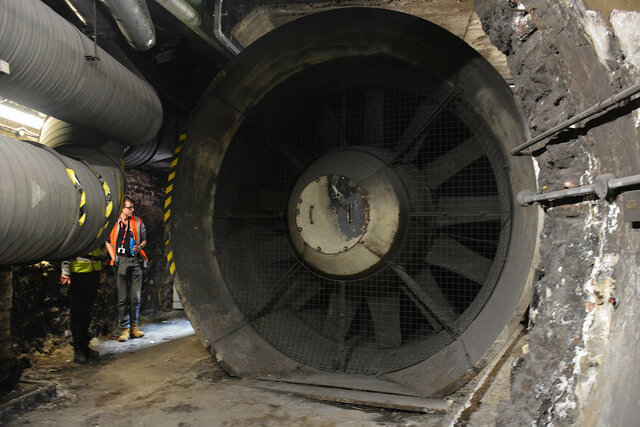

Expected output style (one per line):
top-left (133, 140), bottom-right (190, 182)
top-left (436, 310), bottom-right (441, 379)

top-left (3, 313), bottom-right (455, 426)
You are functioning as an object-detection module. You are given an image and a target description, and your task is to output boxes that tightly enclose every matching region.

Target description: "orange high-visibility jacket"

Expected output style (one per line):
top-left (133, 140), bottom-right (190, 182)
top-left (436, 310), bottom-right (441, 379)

top-left (109, 216), bottom-right (149, 265)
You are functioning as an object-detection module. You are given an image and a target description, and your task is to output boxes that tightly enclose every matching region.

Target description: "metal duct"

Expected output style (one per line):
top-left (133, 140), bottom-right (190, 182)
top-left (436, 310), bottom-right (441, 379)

top-left (154, 0), bottom-right (201, 27)
top-left (101, 0), bottom-right (156, 51)
top-left (123, 137), bottom-right (159, 166)
top-left (0, 0), bottom-right (162, 146)
top-left (0, 132), bottom-right (125, 265)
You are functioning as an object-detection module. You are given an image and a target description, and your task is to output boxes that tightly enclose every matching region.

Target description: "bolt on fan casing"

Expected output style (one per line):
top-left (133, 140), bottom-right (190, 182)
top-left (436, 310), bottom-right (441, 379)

top-left (169, 8), bottom-right (540, 397)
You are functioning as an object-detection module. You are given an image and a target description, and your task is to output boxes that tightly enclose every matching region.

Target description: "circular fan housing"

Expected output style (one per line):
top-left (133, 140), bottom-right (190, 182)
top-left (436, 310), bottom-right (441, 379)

top-left (171, 8), bottom-right (540, 397)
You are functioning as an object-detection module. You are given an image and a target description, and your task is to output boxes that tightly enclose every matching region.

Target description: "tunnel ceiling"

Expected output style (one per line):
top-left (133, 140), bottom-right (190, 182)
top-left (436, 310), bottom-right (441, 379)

top-left (38, 0), bottom-right (512, 119)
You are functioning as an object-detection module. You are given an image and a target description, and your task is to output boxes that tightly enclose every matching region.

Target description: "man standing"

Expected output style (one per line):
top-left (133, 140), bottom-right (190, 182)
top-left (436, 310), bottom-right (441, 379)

top-left (105, 196), bottom-right (149, 342)
top-left (60, 248), bottom-right (102, 363)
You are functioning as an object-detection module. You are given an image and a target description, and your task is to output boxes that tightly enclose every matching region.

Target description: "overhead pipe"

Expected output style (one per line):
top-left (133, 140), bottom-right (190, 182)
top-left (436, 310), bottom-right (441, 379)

top-left (0, 126), bottom-right (125, 266)
top-left (101, 0), bottom-right (157, 51)
top-left (517, 173), bottom-right (640, 206)
top-left (155, 0), bottom-right (201, 27)
top-left (153, 0), bottom-right (238, 58)
top-left (511, 80), bottom-right (640, 155)
top-left (0, 0), bottom-right (162, 146)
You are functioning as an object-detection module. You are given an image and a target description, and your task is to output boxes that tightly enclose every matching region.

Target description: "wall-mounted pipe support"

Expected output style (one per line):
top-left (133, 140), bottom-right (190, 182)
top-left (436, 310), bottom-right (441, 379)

top-left (517, 173), bottom-right (640, 206)
top-left (213, 0), bottom-right (241, 56)
top-left (101, 0), bottom-right (157, 51)
top-left (511, 81), bottom-right (640, 155)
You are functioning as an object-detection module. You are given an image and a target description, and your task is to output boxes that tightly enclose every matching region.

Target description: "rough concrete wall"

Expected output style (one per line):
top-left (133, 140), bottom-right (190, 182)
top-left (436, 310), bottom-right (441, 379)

top-left (476, 0), bottom-right (640, 425)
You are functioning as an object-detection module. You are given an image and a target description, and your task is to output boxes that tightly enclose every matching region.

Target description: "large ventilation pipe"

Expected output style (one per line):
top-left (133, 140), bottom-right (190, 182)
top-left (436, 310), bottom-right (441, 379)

top-left (0, 0), bottom-right (162, 146)
top-left (169, 8), bottom-right (541, 397)
top-left (101, 0), bottom-right (156, 51)
top-left (0, 120), bottom-right (125, 266)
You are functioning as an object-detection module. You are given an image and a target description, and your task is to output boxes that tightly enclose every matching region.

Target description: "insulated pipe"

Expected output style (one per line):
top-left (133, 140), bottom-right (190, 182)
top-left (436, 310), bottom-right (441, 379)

top-left (0, 132), bottom-right (125, 266)
top-left (101, 0), bottom-right (156, 51)
top-left (154, 0), bottom-right (201, 27)
top-left (124, 137), bottom-right (160, 166)
top-left (0, 0), bottom-right (162, 146)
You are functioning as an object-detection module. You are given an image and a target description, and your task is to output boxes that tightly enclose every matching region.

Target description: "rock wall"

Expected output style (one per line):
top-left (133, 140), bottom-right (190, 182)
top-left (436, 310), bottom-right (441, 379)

top-left (476, 0), bottom-right (640, 425)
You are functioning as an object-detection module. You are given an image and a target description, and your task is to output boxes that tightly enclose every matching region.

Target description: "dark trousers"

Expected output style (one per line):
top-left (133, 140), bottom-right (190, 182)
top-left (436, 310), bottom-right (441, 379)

top-left (70, 271), bottom-right (99, 351)
top-left (116, 257), bottom-right (143, 328)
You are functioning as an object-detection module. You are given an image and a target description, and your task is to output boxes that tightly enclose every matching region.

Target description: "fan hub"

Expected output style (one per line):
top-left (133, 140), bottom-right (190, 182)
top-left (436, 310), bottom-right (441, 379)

top-left (295, 175), bottom-right (368, 255)
top-left (288, 150), bottom-right (409, 279)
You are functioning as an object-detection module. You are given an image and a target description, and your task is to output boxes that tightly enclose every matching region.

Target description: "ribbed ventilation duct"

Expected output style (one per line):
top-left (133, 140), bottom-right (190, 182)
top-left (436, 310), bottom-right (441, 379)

top-left (124, 137), bottom-right (159, 166)
top-left (0, 0), bottom-right (162, 146)
top-left (101, 0), bottom-right (156, 51)
top-left (0, 127), bottom-right (125, 265)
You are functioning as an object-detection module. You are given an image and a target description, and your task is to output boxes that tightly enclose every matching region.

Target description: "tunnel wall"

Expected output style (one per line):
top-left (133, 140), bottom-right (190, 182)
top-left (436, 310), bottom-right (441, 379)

top-left (476, 1), bottom-right (640, 425)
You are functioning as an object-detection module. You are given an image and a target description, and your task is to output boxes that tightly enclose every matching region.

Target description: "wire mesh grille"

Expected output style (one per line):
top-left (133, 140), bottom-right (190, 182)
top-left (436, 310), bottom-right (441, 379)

top-left (213, 57), bottom-right (512, 374)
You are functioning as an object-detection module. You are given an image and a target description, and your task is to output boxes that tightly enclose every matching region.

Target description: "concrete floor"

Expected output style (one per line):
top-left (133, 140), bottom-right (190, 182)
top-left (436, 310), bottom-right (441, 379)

top-left (2, 312), bottom-right (522, 426)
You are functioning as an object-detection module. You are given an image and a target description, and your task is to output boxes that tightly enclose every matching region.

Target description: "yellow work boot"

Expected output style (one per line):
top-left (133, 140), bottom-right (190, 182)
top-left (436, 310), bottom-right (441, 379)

top-left (117, 328), bottom-right (130, 342)
top-left (130, 323), bottom-right (145, 338)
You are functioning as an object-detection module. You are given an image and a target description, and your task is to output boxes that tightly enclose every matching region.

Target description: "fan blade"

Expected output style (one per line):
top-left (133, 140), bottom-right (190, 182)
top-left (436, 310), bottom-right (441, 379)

top-left (390, 263), bottom-right (456, 333)
top-left (365, 293), bottom-right (402, 349)
top-left (235, 224), bottom-right (293, 265)
top-left (318, 105), bottom-right (346, 147)
top-left (282, 278), bottom-right (325, 311)
top-left (435, 195), bottom-right (504, 226)
top-left (424, 237), bottom-right (492, 284)
top-left (363, 88), bottom-right (385, 148)
top-left (266, 136), bottom-right (305, 173)
top-left (423, 137), bottom-right (484, 189)
top-left (248, 264), bottom-right (302, 320)
top-left (260, 233), bottom-right (295, 265)
top-left (254, 190), bottom-right (288, 214)
top-left (395, 93), bottom-right (453, 158)
top-left (322, 291), bottom-right (360, 343)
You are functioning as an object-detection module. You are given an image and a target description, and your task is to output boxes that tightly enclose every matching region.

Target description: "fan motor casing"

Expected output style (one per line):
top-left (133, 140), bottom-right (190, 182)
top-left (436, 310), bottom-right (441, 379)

top-left (171, 8), bottom-right (540, 397)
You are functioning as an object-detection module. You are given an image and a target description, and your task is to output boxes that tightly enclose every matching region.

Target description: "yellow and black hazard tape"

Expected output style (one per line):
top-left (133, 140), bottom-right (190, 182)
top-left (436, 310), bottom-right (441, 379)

top-left (78, 159), bottom-right (114, 238)
top-left (65, 168), bottom-right (86, 226)
top-left (164, 133), bottom-right (186, 276)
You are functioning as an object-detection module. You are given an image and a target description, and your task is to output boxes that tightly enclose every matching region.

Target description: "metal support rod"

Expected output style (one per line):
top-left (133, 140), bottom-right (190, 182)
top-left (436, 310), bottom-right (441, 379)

top-left (517, 173), bottom-right (640, 206)
top-left (214, 0), bottom-right (241, 56)
top-left (511, 81), bottom-right (640, 156)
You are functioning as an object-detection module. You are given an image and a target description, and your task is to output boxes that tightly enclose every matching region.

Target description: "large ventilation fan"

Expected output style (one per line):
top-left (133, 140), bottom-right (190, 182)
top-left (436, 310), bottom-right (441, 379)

top-left (213, 57), bottom-right (511, 374)
top-left (170, 8), bottom-right (539, 397)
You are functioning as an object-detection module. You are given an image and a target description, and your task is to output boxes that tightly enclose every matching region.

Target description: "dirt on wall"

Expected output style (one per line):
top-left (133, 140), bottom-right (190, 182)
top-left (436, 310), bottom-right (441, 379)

top-left (476, 0), bottom-right (640, 425)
